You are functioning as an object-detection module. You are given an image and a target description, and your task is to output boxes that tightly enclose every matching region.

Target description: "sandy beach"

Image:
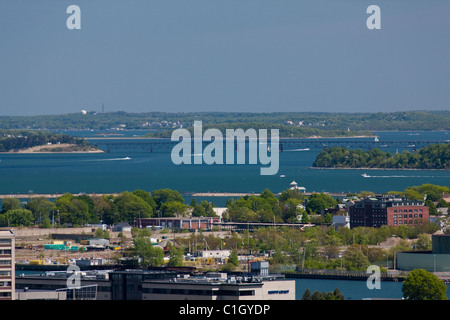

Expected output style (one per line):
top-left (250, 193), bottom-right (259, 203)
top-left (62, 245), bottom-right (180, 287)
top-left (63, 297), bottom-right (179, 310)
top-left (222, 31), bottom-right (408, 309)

top-left (2, 143), bottom-right (104, 154)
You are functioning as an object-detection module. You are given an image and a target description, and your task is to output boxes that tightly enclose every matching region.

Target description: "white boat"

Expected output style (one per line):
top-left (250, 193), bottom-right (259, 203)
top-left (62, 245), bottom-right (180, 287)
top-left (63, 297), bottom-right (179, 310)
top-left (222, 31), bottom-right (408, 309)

top-left (374, 137), bottom-right (379, 142)
top-left (362, 173), bottom-right (370, 178)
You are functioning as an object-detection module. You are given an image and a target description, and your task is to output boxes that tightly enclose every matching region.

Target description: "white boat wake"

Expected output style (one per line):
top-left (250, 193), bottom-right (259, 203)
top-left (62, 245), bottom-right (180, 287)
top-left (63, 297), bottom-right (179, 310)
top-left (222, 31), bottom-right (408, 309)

top-left (363, 174), bottom-right (447, 178)
top-left (284, 148), bottom-right (310, 152)
top-left (84, 157), bottom-right (132, 162)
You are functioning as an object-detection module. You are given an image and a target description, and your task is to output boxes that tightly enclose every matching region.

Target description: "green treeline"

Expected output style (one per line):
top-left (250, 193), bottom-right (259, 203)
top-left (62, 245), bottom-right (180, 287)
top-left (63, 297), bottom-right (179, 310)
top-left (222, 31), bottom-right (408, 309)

top-left (2, 185), bottom-right (448, 272)
top-left (313, 144), bottom-right (450, 169)
top-left (148, 121), bottom-right (371, 139)
top-left (0, 110), bottom-right (449, 132)
top-left (224, 184), bottom-right (450, 224)
top-left (0, 129), bottom-right (92, 152)
top-left (224, 189), bottom-right (336, 224)
top-left (2, 184), bottom-right (448, 229)
top-left (0, 189), bottom-right (216, 228)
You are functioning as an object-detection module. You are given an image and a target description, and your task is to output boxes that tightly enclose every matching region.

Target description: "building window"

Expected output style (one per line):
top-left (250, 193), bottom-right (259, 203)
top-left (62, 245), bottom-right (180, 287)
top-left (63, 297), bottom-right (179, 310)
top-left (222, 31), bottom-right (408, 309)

top-left (268, 290), bottom-right (290, 295)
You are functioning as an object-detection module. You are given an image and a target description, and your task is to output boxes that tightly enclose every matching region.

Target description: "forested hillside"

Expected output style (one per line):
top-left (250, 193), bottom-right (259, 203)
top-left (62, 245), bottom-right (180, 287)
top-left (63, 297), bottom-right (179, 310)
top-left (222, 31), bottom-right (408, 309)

top-left (0, 110), bottom-right (448, 132)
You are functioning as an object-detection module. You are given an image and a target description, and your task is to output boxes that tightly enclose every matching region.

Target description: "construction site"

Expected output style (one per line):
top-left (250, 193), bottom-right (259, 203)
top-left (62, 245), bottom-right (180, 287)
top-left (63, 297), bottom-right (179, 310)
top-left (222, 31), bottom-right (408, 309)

top-left (13, 227), bottom-right (132, 266)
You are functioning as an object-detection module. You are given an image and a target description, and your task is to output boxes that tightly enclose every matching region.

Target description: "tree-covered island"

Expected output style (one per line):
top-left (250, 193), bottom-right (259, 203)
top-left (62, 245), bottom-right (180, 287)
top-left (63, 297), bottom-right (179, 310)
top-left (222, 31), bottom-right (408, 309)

top-left (312, 144), bottom-right (450, 170)
top-left (0, 129), bottom-right (101, 153)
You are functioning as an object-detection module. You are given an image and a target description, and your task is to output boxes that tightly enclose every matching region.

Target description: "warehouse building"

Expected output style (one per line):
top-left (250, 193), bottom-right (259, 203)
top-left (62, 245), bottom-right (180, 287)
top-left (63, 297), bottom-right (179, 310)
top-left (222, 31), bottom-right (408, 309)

top-left (135, 217), bottom-right (221, 231)
top-left (397, 234), bottom-right (450, 272)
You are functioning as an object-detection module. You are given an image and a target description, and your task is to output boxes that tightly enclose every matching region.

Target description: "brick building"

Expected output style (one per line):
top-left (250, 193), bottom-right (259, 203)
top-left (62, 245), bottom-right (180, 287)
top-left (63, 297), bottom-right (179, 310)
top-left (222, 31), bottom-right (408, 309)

top-left (349, 196), bottom-right (429, 229)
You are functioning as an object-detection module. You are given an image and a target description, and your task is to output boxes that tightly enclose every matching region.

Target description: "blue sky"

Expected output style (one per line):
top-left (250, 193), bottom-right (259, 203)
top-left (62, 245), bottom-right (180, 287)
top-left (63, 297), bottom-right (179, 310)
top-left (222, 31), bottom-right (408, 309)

top-left (0, 0), bottom-right (449, 115)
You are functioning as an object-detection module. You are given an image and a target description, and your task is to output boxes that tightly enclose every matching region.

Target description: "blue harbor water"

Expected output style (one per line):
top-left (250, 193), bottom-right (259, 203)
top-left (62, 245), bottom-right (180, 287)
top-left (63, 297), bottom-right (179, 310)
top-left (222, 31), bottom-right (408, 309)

top-left (0, 130), bottom-right (448, 206)
top-left (3, 130), bottom-right (449, 300)
top-left (295, 277), bottom-right (450, 300)
top-left (294, 278), bottom-right (404, 300)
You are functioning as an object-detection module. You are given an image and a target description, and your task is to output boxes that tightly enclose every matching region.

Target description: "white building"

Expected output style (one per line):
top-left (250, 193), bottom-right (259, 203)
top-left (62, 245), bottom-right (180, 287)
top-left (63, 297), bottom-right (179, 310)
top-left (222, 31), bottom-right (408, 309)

top-left (0, 228), bottom-right (15, 300)
top-left (289, 180), bottom-right (306, 193)
top-left (142, 274), bottom-right (295, 300)
top-left (332, 214), bottom-right (350, 230)
top-left (200, 250), bottom-right (231, 260)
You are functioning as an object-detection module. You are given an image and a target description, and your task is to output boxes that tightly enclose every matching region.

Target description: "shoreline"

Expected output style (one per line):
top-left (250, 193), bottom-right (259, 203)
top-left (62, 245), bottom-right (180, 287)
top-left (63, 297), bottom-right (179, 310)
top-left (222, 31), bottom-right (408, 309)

top-left (0, 143), bottom-right (104, 154)
top-left (0, 193), bottom-right (121, 199)
top-left (86, 135), bottom-right (377, 140)
top-left (310, 166), bottom-right (449, 171)
top-left (0, 191), bottom-right (349, 199)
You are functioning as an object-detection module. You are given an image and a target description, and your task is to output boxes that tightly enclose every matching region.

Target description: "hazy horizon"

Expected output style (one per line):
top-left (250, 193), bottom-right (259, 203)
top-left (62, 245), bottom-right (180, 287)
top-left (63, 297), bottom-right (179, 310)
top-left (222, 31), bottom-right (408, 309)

top-left (1, 1), bottom-right (449, 116)
top-left (1, 109), bottom-right (450, 118)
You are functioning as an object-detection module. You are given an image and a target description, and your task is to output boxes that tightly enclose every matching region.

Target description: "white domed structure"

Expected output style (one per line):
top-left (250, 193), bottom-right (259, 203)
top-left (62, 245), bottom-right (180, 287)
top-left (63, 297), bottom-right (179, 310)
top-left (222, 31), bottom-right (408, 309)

top-left (289, 180), bottom-right (306, 193)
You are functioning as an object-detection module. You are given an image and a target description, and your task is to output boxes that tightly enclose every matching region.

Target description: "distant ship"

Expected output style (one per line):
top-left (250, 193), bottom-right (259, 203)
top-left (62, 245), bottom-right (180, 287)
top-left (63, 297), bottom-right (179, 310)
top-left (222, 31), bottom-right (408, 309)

top-left (362, 173), bottom-right (370, 178)
top-left (374, 137), bottom-right (379, 142)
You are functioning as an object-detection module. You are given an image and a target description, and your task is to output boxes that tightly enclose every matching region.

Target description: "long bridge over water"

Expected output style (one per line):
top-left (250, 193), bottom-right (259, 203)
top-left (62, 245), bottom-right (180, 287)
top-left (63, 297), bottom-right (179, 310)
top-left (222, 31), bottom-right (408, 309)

top-left (87, 137), bottom-right (448, 153)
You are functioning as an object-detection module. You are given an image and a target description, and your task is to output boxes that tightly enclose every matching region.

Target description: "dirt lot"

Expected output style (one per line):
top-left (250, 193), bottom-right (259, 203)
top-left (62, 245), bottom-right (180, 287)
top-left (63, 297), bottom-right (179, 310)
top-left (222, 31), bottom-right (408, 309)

top-left (13, 227), bottom-right (133, 263)
top-left (12, 227), bottom-right (231, 264)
